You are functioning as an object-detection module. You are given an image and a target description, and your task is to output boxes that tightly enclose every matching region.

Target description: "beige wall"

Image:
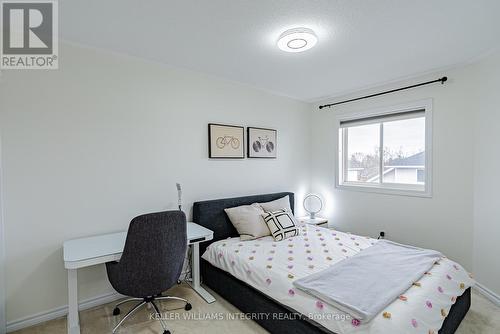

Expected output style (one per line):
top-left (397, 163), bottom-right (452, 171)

top-left (310, 51), bottom-right (500, 296)
top-left (0, 43), bottom-right (311, 323)
top-left (311, 67), bottom-right (476, 268)
top-left (471, 52), bottom-right (500, 296)
top-left (1, 42), bottom-right (498, 327)
top-left (0, 137), bottom-right (5, 332)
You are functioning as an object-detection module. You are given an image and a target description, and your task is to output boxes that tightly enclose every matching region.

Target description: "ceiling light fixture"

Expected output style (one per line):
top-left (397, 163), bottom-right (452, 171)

top-left (277, 27), bottom-right (318, 53)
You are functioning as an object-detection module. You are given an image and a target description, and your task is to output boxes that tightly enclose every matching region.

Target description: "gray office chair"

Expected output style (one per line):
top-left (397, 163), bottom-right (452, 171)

top-left (106, 211), bottom-right (192, 334)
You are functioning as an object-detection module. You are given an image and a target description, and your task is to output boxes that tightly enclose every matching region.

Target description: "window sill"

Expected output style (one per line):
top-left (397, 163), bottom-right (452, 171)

top-left (336, 183), bottom-right (432, 198)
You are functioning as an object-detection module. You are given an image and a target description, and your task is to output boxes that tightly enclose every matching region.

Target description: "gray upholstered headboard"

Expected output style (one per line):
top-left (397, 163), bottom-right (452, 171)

top-left (193, 192), bottom-right (294, 254)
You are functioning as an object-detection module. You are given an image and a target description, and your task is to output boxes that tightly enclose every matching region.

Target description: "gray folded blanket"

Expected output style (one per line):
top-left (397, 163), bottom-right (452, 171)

top-left (293, 240), bottom-right (442, 322)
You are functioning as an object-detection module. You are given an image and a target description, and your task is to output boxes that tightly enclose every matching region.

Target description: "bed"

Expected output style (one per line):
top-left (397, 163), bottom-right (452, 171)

top-left (193, 192), bottom-right (471, 334)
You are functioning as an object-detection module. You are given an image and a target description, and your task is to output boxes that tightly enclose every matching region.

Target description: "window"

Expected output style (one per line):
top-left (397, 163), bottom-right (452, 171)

top-left (336, 100), bottom-right (432, 197)
top-left (417, 169), bottom-right (425, 183)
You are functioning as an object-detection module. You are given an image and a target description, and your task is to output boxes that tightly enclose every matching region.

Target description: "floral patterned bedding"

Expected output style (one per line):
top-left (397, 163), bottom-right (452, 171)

top-left (202, 223), bottom-right (474, 334)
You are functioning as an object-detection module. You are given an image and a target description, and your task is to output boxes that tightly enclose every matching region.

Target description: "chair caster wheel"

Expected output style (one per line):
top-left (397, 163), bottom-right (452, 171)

top-left (177, 280), bottom-right (181, 284)
top-left (113, 307), bottom-right (120, 316)
top-left (184, 303), bottom-right (192, 311)
top-left (163, 331), bottom-right (171, 334)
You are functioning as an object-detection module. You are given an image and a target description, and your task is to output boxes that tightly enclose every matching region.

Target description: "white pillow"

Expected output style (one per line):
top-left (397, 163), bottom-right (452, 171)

top-left (224, 203), bottom-right (271, 240)
top-left (262, 209), bottom-right (299, 241)
top-left (259, 195), bottom-right (292, 213)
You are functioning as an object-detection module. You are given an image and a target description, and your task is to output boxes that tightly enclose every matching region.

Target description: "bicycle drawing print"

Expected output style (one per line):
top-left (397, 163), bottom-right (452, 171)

top-left (251, 135), bottom-right (274, 153)
top-left (208, 123), bottom-right (245, 158)
top-left (216, 135), bottom-right (240, 149)
top-left (247, 127), bottom-right (277, 158)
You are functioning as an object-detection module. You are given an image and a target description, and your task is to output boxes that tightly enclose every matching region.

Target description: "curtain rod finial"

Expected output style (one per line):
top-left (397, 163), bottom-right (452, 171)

top-left (441, 76), bottom-right (448, 84)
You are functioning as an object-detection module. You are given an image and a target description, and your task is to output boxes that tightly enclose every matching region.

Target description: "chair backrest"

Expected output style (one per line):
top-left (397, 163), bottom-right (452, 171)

top-left (116, 210), bottom-right (187, 296)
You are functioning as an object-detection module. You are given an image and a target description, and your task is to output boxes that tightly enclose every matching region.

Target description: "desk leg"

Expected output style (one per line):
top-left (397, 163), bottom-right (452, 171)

top-left (188, 243), bottom-right (215, 303)
top-left (67, 269), bottom-right (80, 334)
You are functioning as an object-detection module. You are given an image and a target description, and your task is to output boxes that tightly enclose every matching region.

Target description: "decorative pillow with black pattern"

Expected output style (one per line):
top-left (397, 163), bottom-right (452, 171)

top-left (262, 209), bottom-right (299, 241)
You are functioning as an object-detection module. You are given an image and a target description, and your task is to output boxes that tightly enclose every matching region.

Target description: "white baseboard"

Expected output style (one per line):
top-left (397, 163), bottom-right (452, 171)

top-left (474, 282), bottom-right (500, 307)
top-left (6, 291), bottom-right (124, 333)
top-left (6, 282), bottom-right (498, 332)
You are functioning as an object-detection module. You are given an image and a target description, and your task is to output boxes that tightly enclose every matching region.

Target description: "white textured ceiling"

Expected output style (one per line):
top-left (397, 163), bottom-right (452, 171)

top-left (60, 0), bottom-right (500, 102)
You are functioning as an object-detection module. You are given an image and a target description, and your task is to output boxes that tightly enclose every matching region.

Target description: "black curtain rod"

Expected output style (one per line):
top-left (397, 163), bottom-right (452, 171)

top-left (318, 76), bottom-right (447, 110)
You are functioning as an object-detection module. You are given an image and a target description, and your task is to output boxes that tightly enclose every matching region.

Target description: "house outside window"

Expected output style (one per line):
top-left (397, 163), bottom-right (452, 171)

top-left (335, 99), bottom-right (433, 197)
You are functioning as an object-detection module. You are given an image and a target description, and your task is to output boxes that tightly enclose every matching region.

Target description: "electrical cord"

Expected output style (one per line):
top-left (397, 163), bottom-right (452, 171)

top-left (179, 246), bottom-right (192, 283)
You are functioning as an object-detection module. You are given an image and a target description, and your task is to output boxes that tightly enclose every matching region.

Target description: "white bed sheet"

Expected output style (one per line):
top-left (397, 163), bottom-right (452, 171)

top-left (202, 223), bottom-right (474, 334)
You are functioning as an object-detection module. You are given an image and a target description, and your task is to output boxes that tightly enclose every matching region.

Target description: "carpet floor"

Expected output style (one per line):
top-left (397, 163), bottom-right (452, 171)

top-left (11, 284), bottom-right (500, 334)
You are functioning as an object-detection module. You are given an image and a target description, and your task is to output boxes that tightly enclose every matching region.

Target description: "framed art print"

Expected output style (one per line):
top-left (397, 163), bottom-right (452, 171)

top-left (247, 127), bottom-right (277, 158)
top-left (208, 123), bottom-right (245, 158)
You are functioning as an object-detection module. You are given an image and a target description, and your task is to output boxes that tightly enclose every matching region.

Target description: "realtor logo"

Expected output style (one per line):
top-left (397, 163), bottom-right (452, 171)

top-left (1, 0), bottom-right (58, 69)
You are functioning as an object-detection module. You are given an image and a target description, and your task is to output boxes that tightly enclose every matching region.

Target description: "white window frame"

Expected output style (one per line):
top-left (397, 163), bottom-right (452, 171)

top-left (334, 99), bottom-right (433, 197)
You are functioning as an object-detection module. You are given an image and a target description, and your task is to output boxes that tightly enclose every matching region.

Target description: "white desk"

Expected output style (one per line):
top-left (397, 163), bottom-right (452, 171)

top-left (63, 222), bottom-right (214, 334)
